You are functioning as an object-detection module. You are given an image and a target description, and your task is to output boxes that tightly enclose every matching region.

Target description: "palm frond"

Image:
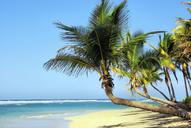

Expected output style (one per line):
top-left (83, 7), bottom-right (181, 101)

top-left (55, 22), bottom-right (89, 44)
top-left (138, 50), bottom-right (160, 70)
top-left (87, 24), bottom-right (121, 66)
top-left (127, 31), bottom-right (164, 45)
top-left (112, 67), bottom-right (131, 77)
top-left (57, 45), bottom-right (88, 58)
top-left (44, 53), bottom-right (100, 76)
top-left (111, 0), bottom-right (128, 30)
top-left (89, 0), bottom-right (112, 27)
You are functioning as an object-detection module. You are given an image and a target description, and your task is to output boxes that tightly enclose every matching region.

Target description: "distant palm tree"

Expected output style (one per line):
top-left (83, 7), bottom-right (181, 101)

top-left (112, 31), bottom-right (171, 103)
top-left (44, 0), bottom-right (191, 119)
top-left (158, 33), bottom-right (178, 101)
top-left (173, 3), bottom-right (191, 98)
top-left (173, 19), bottom-right (191, 63)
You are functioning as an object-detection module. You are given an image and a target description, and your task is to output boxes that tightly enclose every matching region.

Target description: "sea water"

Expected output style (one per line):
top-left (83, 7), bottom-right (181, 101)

top-left (0, 99), bottom-right (130, 128)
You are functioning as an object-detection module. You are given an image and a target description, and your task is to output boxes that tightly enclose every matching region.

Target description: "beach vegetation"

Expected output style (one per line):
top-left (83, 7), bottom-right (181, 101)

top-left (183, 96), bottom-right (191, 105)
top-left (44, 0), bottom-right (191, 119)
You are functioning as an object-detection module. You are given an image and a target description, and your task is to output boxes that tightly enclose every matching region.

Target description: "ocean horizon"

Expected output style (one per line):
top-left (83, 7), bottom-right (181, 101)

top-left (0, 99), bottom-right (125, 128)
top-left (0, 99), bottom-right (152, 128)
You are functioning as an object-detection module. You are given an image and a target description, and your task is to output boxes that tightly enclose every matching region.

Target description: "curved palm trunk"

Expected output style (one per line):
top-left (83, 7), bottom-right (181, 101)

top-left (150, 84), bottom-right (170, 101)
top-left (133, 87), bottom-right (177, 108)
top-left (163, 68), bottom-right (173, 101)
top-left (102, 77), bottom-right (191, 120)
top-left (165, 68), bottom-right (176, 102)
top-left (185, 65), bottom-right (191, 91)
top-left (172, 71), bottom-right (178, 83)
top-left (134, 86), bottom-right (191, 110)
top-left (188, 79), bottom-right (191, 91)
top-left (182, 67), bottom-right (189, 98)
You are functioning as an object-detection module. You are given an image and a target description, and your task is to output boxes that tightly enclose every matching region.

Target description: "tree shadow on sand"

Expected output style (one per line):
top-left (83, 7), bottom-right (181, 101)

top-left (98, 123), bottom-right (128, 128)
top-left (144, 113), bottom-right (191, 128)
top-left (99, 121), bottom-right (150, 128)
top-left (99, 110), bottom-right (191, 128)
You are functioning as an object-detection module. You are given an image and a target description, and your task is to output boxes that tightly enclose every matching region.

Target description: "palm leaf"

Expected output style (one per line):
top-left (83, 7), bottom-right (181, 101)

top-left (44, 53), bottom-right (100, 76)
top-left (55, 22), bottom-right (89, 44)
top-left (127, 31), bottom-right (165, 45)
top-left (138, 50), bottom-right (160, 70)
top-left (112, 67), bottom-right (131, 77)
top-left (111, 0), bottom-right (128, 30)
top-left (57, 45), bottom-right (88, 58)
top-left (89, 0), bottom-right (112, 27)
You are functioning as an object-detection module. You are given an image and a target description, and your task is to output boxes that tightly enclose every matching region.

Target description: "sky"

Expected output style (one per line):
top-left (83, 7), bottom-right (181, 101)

top-left (0, 0), bottom-right (190, 100)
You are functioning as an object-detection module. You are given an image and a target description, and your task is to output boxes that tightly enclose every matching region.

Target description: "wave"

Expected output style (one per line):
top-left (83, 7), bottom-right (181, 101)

top-left (0, 99), bottom-right (111, 105)
top-left (139, 99), bottom-right (152, 102)
top-left (0, 99), bottom-right (153, 105)
top-left (21, 111), bottom-right (83, 119)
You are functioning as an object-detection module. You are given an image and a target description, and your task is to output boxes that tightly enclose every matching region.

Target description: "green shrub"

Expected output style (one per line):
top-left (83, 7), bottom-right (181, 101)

top-left (183, 96), bottom-right (191, 105)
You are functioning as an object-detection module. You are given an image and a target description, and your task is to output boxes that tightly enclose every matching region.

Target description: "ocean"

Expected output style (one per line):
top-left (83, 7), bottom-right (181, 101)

top-left (0, 99), bottom-right (131, 128)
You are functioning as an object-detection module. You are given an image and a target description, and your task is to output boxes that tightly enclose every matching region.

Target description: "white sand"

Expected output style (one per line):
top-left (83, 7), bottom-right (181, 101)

top-left (67, 108), bottom-right (191, 128)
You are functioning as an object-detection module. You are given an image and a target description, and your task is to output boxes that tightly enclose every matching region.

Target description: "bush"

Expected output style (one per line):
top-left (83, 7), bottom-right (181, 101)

top-left (183, 96), bottom-right (191, 105)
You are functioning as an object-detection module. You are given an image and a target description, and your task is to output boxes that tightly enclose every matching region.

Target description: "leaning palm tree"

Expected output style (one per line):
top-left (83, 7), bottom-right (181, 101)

top-left (44, 0), bottom-right (191, 119)
top-left (158, 33), bottom-right (178, 102)
top-left (45, 0), bottom-right (127, 86)
top-left (45, 0), bottom-right (128, 99)
top-left (112, 32), bottom-right (174, 105)
top-left (173, 2), bottom-right (191, 98)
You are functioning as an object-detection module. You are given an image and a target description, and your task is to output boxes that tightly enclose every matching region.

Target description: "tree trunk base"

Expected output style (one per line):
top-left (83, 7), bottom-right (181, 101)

top-left (103, 82), bottom-right (191, 120)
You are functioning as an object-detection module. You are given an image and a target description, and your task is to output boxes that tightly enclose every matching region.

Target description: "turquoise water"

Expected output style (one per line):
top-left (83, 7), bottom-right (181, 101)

top-left (0, 100), bottom-right (127, 117)
top-left (0, 100), bottom-right (128, 128)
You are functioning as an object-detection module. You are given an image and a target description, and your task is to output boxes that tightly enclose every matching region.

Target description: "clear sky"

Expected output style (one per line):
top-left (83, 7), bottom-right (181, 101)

top-left (0, 0), bottom-right (190, 100)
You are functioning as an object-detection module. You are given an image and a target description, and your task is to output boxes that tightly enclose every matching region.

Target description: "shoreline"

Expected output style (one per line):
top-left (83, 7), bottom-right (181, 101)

top-left (67, 108), bottom-right (191, 128)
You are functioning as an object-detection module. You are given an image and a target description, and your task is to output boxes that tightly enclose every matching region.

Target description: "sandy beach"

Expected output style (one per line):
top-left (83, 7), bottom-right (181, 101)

top-left (67, 108), bottom-right (191, 128)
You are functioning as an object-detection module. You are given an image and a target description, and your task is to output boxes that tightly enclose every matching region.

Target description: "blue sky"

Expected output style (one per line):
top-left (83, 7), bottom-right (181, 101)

top-left (0, 0), bottom-right (190, 100)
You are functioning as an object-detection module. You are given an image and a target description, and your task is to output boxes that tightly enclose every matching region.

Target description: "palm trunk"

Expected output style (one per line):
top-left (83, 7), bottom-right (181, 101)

top-left (151, 84), bottom-right (170, 101)
top-left (187, 79), bottom-right (191, 91)
top-left (133, 87), bottom-right (177, 108)
top-left (182, 67), bottom-right (189, 98)
top-left (102, 77), bottom-right (191, 120)
top-left (172, 70), bottom-right (178, 83)
top-left (185, 65), bottom-right (191, 91)
top-left (165, 68), bottom-right (176, 102)
top-left (163, 68), bottom-right (173, 101)
top-left (134, 86), bottom-right (191, 110)
top-left (104, 84), bottom-right (191, 119)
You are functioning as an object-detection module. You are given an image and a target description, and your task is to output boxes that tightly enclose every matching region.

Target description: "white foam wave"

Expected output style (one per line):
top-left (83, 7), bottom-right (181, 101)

top-left (21, 112), bottom-right (84, 119)
top-left (139, 99), bottom-right (152, 102)
top-left (0, 99), bottom-right (111, 105)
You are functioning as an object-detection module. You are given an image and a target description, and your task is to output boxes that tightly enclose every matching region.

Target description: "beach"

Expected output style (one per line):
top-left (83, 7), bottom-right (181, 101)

top-left (68, 108), bottom-right (191, 128)
top-left (0, 100), bottom-right (126, 128)
top-left (0, 100), bottom-right (191, 128)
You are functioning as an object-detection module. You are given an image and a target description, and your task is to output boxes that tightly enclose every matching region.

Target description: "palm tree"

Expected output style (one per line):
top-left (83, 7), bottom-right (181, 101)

top-left (45, 0), bottom-right (128, 78)
top-left (44, 0), bottom-right (128, 101)
top-left (44, 0), bottom-right (191, 119)
top-left (173, 2), bottom-right (191, 98)
top-left (158, 33), bottom-right (178, 102)
top-left (112, 32), bottom-right (174, 104)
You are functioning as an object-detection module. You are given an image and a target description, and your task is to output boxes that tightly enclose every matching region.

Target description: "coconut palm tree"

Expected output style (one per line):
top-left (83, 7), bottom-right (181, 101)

top-left (112, 32), bottom-right (174, 104)
top-left (44, 0), bottom-right (128, 86)
top-left (44, 0), bottom-right (191, 119)
top-left (44, 0), bottom-right (128, 101)
top-left (158, 33), bottom-right (178, 102)
top-left (173, 2), bottom-right (191, 98)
